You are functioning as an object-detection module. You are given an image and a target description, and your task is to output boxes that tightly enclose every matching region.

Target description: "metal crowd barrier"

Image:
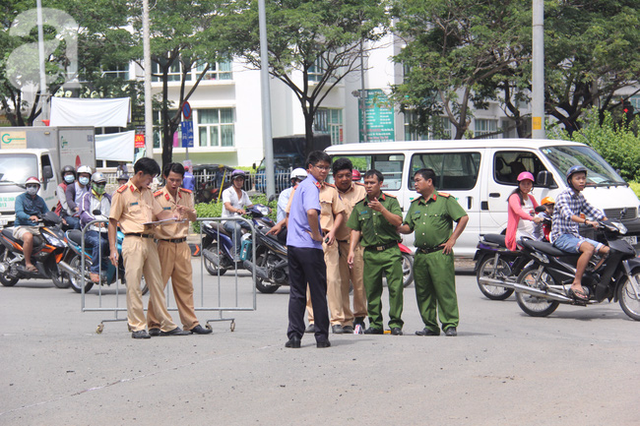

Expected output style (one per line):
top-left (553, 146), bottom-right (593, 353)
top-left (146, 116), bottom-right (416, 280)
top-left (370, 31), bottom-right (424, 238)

top-left (70, 217), bottom-right (257, 334)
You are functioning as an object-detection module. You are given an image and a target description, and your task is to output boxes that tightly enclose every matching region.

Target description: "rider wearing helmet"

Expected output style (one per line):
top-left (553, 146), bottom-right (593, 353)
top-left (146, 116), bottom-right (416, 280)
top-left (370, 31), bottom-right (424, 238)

top-left (550, 165), bottom-right (609, 302)
top-left (276, 168), bottom-right (307, 223)
top-left (55, 165), bottom-right (77, 223)
top-left (534, 197), bottom-right (555, 242)
top-left (14, 177), bottom-right (49, 272)
top-left (65, 165), bottom-right (93, 229)
top-left (79, 172), bottom-right (112, 283)
top-left (221, 169), bottom-right (254, 258)
top-left (505, 171), bottom-right (543, 251)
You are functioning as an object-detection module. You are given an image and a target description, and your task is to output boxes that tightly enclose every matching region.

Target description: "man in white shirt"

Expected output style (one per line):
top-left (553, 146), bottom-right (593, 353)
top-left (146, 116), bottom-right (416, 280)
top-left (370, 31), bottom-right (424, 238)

top-left (277, 168), bottom-right (307, 223)
top-left (222, 170), bottom-right (254, 257)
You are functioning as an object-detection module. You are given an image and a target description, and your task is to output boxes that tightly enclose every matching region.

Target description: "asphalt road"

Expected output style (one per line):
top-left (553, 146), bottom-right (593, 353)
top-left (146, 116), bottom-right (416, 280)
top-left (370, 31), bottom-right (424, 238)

top-left (1, 262), bottom-right (639, 426)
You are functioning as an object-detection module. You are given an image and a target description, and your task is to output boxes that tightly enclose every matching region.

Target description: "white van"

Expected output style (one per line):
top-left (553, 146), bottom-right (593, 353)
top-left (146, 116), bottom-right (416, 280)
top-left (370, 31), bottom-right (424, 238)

top-left (326, 139), bottom-right (640, 258)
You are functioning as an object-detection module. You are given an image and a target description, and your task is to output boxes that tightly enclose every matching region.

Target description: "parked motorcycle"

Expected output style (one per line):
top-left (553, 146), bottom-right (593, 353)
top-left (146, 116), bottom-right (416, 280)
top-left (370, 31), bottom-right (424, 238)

top-left (0, 211), bottom-right (69, 288)
top-left (484, 219), bottom-right (640, 320)
top-left (59, 219), bottom-right (149, 294)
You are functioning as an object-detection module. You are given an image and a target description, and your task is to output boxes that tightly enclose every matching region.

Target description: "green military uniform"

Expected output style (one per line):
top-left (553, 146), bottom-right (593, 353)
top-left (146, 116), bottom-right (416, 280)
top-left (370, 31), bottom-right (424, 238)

top-left (404, 192), bottom-right (467, 333)
top-left (346, 193), bottom-right (404, 330)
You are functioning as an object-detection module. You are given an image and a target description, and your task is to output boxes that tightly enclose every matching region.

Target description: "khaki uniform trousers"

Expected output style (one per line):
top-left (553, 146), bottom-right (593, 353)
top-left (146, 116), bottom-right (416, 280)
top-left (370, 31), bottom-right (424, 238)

top-left (338, 241), bottom-right (367, 319)
top-left (148, 240), bottom-right (199, 331)
top-left (306, 241), bottom-right (351, 326)
top-left (122, 236), bottom-right (176, 332)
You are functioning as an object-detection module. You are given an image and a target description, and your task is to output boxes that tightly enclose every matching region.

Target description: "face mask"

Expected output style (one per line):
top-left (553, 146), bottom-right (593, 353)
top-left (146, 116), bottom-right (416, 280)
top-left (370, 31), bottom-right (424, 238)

top-left (64, 174), bottom-right (75, 184)
top-left (92, 183), bottom-right (106, 195)
top-left (26, 186), bottom-right (38, 196)
top-left (79, 177), bottom-right (90, 186)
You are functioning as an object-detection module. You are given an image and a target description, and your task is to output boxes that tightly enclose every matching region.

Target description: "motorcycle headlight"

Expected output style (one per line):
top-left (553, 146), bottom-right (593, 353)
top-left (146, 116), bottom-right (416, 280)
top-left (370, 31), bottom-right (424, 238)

top-left (257, 205), bottom-right (270, 216)
top-left (612, 221), bottom-right (628, 235)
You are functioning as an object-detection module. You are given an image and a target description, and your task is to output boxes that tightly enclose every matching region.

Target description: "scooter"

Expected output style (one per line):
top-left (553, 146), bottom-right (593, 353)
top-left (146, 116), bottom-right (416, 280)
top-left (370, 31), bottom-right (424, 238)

top-left (0, 211), bottom-right (69, 288)
top-left (59, 224), bottom-right (149, 295)
top-left (485, 218), bottom-right (640, 321)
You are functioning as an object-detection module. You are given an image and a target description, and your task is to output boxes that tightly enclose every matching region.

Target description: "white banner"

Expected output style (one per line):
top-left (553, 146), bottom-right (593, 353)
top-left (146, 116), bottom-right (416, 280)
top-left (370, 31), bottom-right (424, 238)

top-left (49, 97), bottom-right (130, 127)
top-left (95, 131), bottom-right (135, 162)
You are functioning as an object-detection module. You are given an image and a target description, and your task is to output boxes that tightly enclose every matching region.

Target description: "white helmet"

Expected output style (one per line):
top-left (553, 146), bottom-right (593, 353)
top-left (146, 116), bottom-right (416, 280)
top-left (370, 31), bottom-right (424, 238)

top-left (25, 176), bottom-right (41, 186)
top-left (91, 172), bottom-right (107, 184)
top-left (77, 165), bottom-right (92, 175)
top-left (290, 168), bottom-right (307, 180)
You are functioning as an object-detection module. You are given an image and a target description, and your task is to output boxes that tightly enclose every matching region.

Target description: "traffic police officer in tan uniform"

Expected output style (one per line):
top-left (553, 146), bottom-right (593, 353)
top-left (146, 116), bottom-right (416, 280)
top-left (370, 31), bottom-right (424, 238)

top-left (332, 158), bottom-right (367, 330)
top-left (398, 168), bottom-right (468, 337)
top-left (147, 163), bottom-right (212, 336)
top-left (347, 169), bottom-right (404, 335)
top-left (108, 158), bottom-right (190, 339)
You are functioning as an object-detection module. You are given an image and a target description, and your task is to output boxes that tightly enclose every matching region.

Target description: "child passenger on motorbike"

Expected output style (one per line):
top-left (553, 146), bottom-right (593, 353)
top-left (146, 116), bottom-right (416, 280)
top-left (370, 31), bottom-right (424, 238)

top-left (505, 172), bottom-right (543, 251)
top-left (533, 197), bottom-right (555, 242)
top-left (550, 165), bottom-right (609, 302)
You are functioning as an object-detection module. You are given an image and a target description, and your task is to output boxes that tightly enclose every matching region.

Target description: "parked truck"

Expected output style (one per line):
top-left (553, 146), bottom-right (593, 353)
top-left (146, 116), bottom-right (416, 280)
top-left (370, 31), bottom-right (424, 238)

top-left (0, 126), bottom-right (96, 226)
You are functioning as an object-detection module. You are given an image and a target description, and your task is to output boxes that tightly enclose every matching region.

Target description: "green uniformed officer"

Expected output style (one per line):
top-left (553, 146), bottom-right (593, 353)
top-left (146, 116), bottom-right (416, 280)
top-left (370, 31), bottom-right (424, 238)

top-left (347, 169), bottom-right (404, 335)
top-left (398, 168), bottom-right (469, 337)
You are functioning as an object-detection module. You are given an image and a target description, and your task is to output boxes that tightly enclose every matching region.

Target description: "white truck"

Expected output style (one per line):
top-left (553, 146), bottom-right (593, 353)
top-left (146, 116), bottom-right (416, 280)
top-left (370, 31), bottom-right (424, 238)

top-left (0, 126), bottom-right (95, 226)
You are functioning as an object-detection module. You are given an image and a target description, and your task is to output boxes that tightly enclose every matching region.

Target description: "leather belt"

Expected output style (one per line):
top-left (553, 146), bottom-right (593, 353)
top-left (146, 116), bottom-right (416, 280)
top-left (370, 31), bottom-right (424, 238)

top-left (125, 233), bottom-right (154, 239)
top-left (417, 246), bottom-right (443, 254)
top-left (365, 241), bottom-right (399, 252)
top-left (159, 237), bottom-right (186, 243)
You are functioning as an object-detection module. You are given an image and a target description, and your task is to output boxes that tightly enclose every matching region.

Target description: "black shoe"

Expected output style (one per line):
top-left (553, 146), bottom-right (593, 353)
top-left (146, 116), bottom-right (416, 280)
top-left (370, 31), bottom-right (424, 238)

top-left (364, 327), bottom-right (383, 335)
top-left (342, 325), bottom-right (354, 334)
top-left (316, 340), bottom-right (331, 348)
top-left (305, 324), bottom-right (316, 333)
top-left (444, 327), bottom-right (457, 337)
top-left (354, 317), bottom-right (366, 327)
top-left (332, 324), bottom-right (344, 334)
top-left (132, 330), bottom-right (150, 339)
top-left (415, 327), bottom-right (440, 336)
top-left (390, 327), bottom-right (403, 336)
top-left (190, 324), bottom-right (212, 335)
top-left (161, 327), bottom-right (191, 336)
top-left (285, 336), bottom-right (301, 348)
top-left (148, 328), bottom-right (161, 337)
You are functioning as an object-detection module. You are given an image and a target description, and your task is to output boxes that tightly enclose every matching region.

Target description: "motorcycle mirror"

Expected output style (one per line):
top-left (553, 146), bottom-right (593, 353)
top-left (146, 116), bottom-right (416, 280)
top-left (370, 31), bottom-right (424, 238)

top-left (534, 205), bottom-right (547, 213)
top-left (93, 209), bottom-right (102, 216)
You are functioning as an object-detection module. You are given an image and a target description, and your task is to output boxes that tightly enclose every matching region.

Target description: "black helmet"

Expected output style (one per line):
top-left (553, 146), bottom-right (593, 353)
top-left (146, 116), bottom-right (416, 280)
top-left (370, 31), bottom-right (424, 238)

top-left (566, 165), bottom-right (588, 188)
top-left (61, 165), bottom-right (76, 178)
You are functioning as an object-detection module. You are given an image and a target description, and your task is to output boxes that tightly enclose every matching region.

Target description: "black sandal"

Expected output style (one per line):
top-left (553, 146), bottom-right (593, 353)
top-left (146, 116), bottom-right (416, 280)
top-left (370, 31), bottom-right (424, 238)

top-left (568, 288), bottom-right (589, 303)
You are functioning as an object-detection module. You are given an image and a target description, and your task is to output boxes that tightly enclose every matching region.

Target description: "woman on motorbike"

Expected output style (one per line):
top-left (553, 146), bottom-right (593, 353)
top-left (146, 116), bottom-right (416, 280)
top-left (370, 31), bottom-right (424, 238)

top-left (505, 171), bottom-right (542, 251)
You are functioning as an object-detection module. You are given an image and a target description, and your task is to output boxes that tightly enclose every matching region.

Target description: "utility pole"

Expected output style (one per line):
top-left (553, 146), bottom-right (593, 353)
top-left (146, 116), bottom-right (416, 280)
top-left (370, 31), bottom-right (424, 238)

top-left (143, 0), bottom-right (154, 158)
top-left (531, 0), bottom-right (545, 139)
top-left (258, 0), bottom-right (275, 198)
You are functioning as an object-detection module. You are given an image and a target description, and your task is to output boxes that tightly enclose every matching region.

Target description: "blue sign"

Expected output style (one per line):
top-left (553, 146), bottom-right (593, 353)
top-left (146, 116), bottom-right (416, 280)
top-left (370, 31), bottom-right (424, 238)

top-left (181, 120), bottom-right (194, 148)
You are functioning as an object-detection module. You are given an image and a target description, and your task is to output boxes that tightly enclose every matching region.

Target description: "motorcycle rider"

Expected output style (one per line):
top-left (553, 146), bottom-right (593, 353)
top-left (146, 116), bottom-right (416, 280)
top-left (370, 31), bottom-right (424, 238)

top-left (55, 165), bottom-right (79, 228)
top-left (221, 170), bottom-right (254, 259)
top-left (13, 177), bottom-right (49, 272)
top-left (78, 172), bottom-right (111, 283)
top-left (550, 165), bottom-right (609, 302)
top-left (277, 168), bottom-right (307, 223)
top-left (65, 165), bottom-right (92, 229)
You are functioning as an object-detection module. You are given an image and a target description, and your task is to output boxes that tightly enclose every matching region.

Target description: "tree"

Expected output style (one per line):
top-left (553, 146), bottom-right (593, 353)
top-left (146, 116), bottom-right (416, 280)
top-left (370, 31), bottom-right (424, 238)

top-left (391, 0), bottom-right (531, 139)
top-left (223, 0), bottom-right (389, 156)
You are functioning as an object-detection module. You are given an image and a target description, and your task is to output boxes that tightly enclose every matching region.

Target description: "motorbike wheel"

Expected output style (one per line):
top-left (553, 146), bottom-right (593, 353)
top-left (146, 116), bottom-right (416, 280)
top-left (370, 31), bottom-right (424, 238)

top-left (618, 270), bottom-right (640, 321)
top-left (255, 251), bottom-right (280, 294)
top-left (0, 249), bottom-right (19, 287)
top-left (476, 255), bottom-right (515, 300)
top-left (51, 267), bottom-right (69, 289)
top-left (69, 255), bottom-right (94, 294)
top-left (515, 265), bottom-right (559, 317)
top-left (401, 253), bottom-right (414, 288)
top-left (203, 254), bottom-right (227, 276)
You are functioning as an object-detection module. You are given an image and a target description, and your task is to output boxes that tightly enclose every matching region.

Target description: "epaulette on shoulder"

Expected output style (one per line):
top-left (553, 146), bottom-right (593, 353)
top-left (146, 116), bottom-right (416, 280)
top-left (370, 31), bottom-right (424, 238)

top-left (354, 181), bottom-right (365, 186)
top-left (179, 188), bottom-right (192, 194)
top-left (438, 192), bottom-right (451, 198)
top-left (324, 182), bottom-right (336, 188)
top-left (154, 189), bottom-right (164, 197)
top-left (383, 192), bottom-right (397, 198)
top-left (116, 184), bottom-right (128, 193)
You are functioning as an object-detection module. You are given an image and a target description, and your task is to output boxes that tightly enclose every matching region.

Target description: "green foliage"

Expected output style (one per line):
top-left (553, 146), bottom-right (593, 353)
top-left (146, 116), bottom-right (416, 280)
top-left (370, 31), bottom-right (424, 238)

top-left (630, 182), bottom-right (640, 199)
top-left (548, 108), bottom-right (640, 182)
top-left (193, 194), bottom-right (277, 233)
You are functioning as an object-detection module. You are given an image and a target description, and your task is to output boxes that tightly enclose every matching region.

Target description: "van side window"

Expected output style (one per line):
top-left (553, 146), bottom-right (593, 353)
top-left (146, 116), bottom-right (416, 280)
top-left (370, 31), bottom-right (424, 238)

top-left (494, 151), bottom-right (547, 185)
top-left (329, 154), bottom-right (405, 190)
top-left (409, 152), bottom-right (480, 190)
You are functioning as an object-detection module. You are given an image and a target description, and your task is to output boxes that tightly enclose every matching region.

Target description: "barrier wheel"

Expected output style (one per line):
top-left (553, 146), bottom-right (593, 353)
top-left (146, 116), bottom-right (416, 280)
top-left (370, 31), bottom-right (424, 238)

top-left (205, 323), bottom-right (212, 331)
top-left (96, 324), bottom-right (104, 334)
top-left (230, 321), bottom-right (236, 332)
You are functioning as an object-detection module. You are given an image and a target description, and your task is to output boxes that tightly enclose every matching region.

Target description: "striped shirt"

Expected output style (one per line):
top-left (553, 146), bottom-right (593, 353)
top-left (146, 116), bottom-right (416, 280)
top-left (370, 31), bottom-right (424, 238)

top-left (550, 188), bottom-right (605, 242)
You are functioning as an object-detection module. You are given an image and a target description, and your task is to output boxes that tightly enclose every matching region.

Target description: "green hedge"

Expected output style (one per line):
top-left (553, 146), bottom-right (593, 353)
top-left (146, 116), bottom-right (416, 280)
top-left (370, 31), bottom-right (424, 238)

top-left (193, 194), bottom-right (277, 233)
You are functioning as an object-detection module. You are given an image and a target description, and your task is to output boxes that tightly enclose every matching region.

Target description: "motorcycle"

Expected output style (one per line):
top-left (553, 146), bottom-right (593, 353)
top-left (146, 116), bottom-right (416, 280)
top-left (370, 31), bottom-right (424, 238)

top-left (484, 218), bottom-right (640, 320)
top-left (0, 211), bottom-right (69, 288)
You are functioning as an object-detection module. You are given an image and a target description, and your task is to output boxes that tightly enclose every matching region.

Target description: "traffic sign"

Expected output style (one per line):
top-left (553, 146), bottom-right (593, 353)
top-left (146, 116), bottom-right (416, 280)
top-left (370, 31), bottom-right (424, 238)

top-left (182, 101), bottom-right (192, 120)
top-left (181, 120), bottom-right (194, 148)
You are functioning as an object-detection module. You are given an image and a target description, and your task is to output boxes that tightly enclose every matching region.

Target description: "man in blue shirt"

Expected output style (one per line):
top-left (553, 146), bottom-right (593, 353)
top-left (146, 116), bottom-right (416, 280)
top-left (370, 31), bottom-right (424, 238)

top-left (13, 177), bottom-right (49, 272)
top-left (285, 151), bottom-right (331, 349)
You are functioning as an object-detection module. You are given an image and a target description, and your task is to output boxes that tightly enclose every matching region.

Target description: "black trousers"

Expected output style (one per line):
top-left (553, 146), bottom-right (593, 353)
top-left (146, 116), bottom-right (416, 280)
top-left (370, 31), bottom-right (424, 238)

top-left (287, 246), bottom-right (329, 342)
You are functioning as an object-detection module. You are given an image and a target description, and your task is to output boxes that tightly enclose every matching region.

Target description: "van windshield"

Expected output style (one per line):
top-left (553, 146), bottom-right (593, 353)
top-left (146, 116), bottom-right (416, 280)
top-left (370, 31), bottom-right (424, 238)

top-left (0, 153), bottom-right (37, 192)
top-left (540, 145), bottom-right (627, 187)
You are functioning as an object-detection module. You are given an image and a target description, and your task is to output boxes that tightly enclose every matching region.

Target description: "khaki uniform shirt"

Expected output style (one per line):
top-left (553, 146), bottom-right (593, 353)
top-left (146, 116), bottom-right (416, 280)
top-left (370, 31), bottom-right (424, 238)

top-left (335, 182), bottom-right (366, 241)
top-left (153, 186), bottom-right (194, 240)
top-left (403, 192), bottom-right (468, 249)
top-left (109, 180), bottom-right (163, 234)
top-left (286, 182), bottom-right (346, 232)
top-left (346, 193), bottom-right (402, 247)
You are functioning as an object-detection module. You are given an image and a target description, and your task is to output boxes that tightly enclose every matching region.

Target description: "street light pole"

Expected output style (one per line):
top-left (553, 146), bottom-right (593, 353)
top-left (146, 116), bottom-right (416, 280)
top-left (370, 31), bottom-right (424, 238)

top-left (143, 0), bottom-right (154, 158)
top-left (532, 0), bottom-right (545, 139)
top-left (258, 0), bottom-right (275, 198)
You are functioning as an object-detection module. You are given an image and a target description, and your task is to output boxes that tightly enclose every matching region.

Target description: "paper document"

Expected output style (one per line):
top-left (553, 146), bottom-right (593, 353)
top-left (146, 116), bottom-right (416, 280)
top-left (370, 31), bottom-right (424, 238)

top-left (143, 218), bottom-right (186, 225)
